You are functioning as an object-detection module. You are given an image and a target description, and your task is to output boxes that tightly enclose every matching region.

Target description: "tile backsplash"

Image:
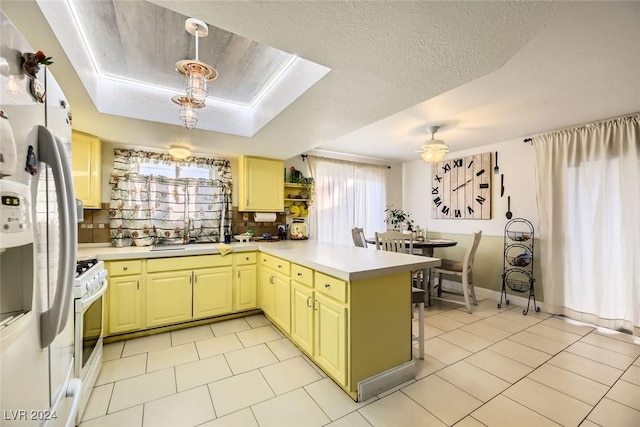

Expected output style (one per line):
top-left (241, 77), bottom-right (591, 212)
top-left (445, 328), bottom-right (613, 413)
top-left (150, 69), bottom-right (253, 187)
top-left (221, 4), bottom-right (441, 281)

top-left (77, 205), bottom-right (285, 244)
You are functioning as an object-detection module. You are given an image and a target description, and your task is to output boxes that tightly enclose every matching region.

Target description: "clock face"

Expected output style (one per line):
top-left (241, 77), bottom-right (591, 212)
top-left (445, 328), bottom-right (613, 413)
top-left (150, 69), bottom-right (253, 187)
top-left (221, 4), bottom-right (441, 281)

top-left (431, 152), bottom-right (492, 219)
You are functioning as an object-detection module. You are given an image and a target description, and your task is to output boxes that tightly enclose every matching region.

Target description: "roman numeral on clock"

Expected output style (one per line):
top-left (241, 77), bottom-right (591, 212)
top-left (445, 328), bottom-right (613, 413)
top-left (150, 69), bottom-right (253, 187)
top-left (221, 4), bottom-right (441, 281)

top-left (443, 164), bottom-right (451, 173)
top-left (441, 206), bottom-right (450, 215)
top-left (476, 195), bottom-right (486, 205)
top-left (467, 206), bottom-right (474, 215)
top-left (454, 209), bottom-right (462, 218)
top-left (432, 187), bottom-right (439, 195)
top-left (453, 159), bottom-right (463, 168)
top-left (433, 197), bottom-right (442, 207)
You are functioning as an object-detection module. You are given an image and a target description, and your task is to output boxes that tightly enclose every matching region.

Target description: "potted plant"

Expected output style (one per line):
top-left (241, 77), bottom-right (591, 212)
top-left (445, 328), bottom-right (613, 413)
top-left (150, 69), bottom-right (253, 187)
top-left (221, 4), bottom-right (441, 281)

top-left (384, 206), bottom-right (415, 233)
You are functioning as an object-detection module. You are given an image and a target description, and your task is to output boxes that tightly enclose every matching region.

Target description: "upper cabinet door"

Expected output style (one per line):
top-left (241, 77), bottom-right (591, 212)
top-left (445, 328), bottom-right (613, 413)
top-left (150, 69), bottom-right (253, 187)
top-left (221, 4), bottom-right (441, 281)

top-left (71, 130), bottom-right (102, 209)
top-left (238, 156), bottom-right (284, 212)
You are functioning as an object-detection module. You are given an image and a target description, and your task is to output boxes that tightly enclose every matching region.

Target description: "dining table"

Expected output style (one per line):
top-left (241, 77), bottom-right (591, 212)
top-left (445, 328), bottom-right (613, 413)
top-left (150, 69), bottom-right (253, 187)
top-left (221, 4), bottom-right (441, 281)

top-left (365, 236), bottom-right (457, 257)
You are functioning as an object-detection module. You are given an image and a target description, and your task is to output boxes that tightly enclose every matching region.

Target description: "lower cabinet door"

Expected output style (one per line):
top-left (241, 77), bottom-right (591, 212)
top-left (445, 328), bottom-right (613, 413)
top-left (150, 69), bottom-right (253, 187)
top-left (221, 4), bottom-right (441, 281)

top-left (273, 274), bottom-right (291, 334)
top-left (146, 271), bottom-right (193, 327)
top-left (260, 269), bottom-right (276, 316)
top-left (108, 275), bottom-right (142, 334)
top-left (291, 283), bottom-right (314, 354)
top-left (235, 264), bottom-right (257, 311)
top-left (193, 267), bottom-right (233, 319)
top-left (314, 293), bottom-right (347, 385)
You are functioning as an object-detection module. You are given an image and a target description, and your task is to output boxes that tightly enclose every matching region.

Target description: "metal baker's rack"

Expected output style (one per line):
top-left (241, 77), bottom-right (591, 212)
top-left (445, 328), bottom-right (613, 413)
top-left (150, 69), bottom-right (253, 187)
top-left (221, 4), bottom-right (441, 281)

top-left (498, 218), bottom-right (539, 315)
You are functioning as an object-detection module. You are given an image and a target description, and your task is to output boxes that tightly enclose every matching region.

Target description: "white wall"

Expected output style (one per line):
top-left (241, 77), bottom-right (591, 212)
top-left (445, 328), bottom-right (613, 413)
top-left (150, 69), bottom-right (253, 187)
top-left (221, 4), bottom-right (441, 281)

top-left (402, 137), bottom-right (539, 238)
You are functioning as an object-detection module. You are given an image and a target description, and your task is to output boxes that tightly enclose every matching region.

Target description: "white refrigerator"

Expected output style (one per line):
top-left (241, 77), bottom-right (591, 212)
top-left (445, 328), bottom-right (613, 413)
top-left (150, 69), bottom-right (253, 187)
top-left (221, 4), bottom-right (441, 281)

top-left (0, 11), bottom-right (81, 427)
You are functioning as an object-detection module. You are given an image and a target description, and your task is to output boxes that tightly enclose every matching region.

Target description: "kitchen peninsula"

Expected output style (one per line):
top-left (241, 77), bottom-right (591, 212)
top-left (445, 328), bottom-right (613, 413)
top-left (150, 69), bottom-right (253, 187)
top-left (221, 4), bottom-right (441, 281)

top-left (78, 241), bottom-right (440, 401)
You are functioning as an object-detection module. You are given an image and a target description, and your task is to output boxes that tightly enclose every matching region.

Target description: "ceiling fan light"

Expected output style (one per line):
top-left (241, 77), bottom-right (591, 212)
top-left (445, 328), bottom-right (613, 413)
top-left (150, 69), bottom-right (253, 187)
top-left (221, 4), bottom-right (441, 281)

top-left (420, 126), bottom-right (450, 163)
top-left (168, 144), bottom-right (191, 159)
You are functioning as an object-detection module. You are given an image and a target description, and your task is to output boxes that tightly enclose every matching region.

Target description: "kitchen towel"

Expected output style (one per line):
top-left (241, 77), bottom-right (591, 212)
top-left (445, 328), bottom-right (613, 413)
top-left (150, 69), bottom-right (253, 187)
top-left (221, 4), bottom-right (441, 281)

top-left (216, 244), bottom-right (233, 256)
top-left (254, 212), bottom-right (277, 222)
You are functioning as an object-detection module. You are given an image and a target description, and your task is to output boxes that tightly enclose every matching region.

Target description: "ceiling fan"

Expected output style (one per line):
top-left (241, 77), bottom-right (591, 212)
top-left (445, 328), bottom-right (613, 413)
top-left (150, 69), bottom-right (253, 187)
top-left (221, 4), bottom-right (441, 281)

top-left (416, 125), bottom-right (450, 162)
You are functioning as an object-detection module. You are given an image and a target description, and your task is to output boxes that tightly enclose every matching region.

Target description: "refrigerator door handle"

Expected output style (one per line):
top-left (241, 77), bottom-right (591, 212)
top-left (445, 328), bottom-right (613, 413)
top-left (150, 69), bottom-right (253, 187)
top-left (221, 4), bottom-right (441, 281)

top-left (63, 378), bottom-right (82, 427)
top-left (37, 125), bottom-right (78, 348)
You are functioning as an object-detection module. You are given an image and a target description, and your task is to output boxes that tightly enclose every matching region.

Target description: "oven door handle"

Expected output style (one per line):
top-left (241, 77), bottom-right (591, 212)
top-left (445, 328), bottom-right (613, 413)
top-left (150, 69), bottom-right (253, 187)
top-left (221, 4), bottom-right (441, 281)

top-left (77, 278), bottom-right (108, 312)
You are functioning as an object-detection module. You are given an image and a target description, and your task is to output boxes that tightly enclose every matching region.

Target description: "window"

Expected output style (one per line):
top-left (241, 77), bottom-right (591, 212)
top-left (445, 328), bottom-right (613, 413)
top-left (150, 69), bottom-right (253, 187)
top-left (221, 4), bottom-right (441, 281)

top-left (138, 163), bottom-right (213, 179)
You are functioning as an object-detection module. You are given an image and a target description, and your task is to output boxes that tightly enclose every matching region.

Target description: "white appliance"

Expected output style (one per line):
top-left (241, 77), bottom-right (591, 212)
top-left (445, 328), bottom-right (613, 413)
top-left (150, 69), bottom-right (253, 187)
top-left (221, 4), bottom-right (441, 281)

top-left (73, 258), bottom-right (107, 423)
top-left (0, 11), bottom-right (81, 427)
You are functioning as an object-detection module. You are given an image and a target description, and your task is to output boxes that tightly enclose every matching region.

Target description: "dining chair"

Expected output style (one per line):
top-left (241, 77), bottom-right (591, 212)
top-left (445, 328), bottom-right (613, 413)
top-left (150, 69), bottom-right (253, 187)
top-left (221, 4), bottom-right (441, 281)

top-left (374, 231), bottom-right (425, 359)
top-left (351, 227), bottom-right (367, 248)
top-left (430, 230), bottom-right (482, 313)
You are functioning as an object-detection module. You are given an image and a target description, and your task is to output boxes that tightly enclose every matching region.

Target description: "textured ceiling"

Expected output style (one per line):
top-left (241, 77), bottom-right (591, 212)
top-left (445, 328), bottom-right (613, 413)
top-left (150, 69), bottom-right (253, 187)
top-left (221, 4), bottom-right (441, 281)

top-left (2, 1), bottom-right (639, 162)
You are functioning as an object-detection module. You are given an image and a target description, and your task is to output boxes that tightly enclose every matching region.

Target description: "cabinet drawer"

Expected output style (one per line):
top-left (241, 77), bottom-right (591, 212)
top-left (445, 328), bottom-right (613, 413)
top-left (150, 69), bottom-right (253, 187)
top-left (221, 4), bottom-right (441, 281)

top-left (147, 255), bottom-right (231, 273)
top-left (108, 260), bottom-right (142, 276)
top-left (315, 272), bottom-right (347, 303)
top-left (291, 264), bottom-right (313, 287)
top-left (235, 252), bottom-right (257, 265)
top-left (261, 254), bottom-right (290, 276)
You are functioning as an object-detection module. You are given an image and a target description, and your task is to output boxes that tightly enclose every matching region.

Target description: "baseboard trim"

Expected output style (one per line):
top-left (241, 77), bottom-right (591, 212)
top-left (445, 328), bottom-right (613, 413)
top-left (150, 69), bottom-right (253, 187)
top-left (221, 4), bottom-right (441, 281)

top-left (357, 360), bottom-right (416, 402)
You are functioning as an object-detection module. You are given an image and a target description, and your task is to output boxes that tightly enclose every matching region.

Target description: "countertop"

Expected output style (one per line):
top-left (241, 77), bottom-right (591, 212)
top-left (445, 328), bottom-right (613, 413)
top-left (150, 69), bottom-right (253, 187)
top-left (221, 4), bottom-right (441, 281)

top-left (78, 241), bottom-right (441, 282)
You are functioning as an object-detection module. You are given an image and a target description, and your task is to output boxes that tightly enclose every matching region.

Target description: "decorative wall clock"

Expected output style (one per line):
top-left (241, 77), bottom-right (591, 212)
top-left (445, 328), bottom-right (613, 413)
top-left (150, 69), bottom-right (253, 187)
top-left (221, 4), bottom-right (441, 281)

top-left (431, 152), bottom-right (492, 219)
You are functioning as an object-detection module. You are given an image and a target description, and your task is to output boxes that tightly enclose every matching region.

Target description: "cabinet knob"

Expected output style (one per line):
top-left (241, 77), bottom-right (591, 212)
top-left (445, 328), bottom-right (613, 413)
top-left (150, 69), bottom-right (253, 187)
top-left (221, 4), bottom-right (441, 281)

top-left (123, 266), bottom-right (128, 271)
top-left (278, 264), bottom-right (282, 268)
top-left (246, 257), bottom-right (249, 261)
top-left (325, 283), bottom-right (330, 288)
top-left (297, 272), bottom-right (303, 277)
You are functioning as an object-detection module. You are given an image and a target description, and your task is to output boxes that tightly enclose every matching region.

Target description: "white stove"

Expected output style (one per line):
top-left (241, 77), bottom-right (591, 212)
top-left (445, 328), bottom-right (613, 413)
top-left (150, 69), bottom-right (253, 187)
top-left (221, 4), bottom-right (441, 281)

top-left (74, 258), bottom-right (108, 423)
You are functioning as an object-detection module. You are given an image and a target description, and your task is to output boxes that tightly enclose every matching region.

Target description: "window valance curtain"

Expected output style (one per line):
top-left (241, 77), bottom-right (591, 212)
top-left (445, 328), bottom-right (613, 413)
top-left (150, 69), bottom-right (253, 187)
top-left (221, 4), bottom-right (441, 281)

top-left (109, 149), bottom-right (232, 247)
top-left (533, 114), bottom-right (640, 334)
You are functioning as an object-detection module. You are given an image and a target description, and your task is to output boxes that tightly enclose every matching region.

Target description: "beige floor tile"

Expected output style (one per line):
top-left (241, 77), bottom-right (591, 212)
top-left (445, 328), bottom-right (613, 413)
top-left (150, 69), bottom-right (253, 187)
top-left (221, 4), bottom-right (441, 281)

top-left (471, 395), bottom-right (560, 427)
top-left (175, 354), bottom-right (232, 392)
top-left (122, 333), bottom-right (171, 357)
top-left (580, 420), bottom-right (601, 427)
top-left (142, 385), bottom-right (215, 427)
top-left (81, 383), bottom-right (113, 421)
top-left (325, 411), bottom-right (373, 427)
top-left (621, 365), bottom-right (640, 386)
top-left (414, 354), bottom-right (447, 379)
top-left (436, 361), bottom-right (510, 402)
top-left (497, 310), bottom-right (544, 327)
top-left (425, 300), bottom-right (462, 316)
top-left (547, 351), bottom-right (623, 386)
top-left (198, 408), bottom-right (258, 427)
top-left (581, 332), bottom-right (640, 358)
top-left (425, 337), bottom-right (472, 365)
top-left (376, 379), bottom-right (416, 399)
top-left (466, 349), bottom-right (532, 383)
top-left (489, 339), bottom-right (550, 368)
top-left (266, 337), bottom-right (302, 361)
top-left (301, 354), bottom-right (328, 378)
top-left (439, 308), bottom-right (483, 324)
top-left (414, 321), bottom-right (446, 339)
top-left (109, 368), bottom-right (176, 413)
top-left (79, 405), bottom-right (143, 427)
top-left (208, 369), bottom-right (274, 416)
top-left (540, 316), bottom-right (595, 336)
top-left (635, 356), bottom-right (640, 367)
top-left (606, 379), bottom-right (640, 410)
top-left (147, 342), bottom-right (199, 372)
top-left (225, 343), bottom-right (278, 374)
top-left (593, 327), bottom-right (640, 345)
top-left (359, 391), bottom-right (446, 427)
top-left (424, 313), bottom-right (466, 332)
top-left (455, 416), bottom-right (487, 427)
top-left (528, 363), bottom-right (609, 405)
top-left (439, 329), bottom-right (493, 353)
top-left (210, 317), bottom-right (252, 336)
top-left (96, 354), bottom-right (147, 386)
top-left (305, 377), bottom-right (376, 421)
top-left (260, 356), bottom-right (322, 395)
top-left (102, 341), bottom-right (124, 361)
top-left (236, 325), bottom-right (282, 347)
top-left (526, 323), bottom-right (582, 345)
top-left (587, 397), bottom-right (640, 427)
top-left (503, 378), bottom-right (591, 426)
top-left (195, 334), bottom-right (243, 359)
top-left (565, 341), bottom-right (636, 370)
top-left (479, 315), bottom-right (529, 334)
top-left (244, 314), bottom-right (271, 328)
top-left (403, 374), bottom-right (482, 425)
top-left (508, 330), bottom-right (568, 355)
top-left (461, 321), bottom-right (512, 342)
top-left (251, 388), bottom-right (330, 427)
top-left (170, 325), bottom-right (213, 346)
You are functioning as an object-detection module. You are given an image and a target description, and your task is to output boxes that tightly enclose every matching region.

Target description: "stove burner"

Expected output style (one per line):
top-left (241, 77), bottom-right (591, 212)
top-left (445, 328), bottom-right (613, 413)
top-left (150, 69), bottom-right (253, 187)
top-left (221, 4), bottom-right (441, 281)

top-left (76, 258), bottom-right (98, 278)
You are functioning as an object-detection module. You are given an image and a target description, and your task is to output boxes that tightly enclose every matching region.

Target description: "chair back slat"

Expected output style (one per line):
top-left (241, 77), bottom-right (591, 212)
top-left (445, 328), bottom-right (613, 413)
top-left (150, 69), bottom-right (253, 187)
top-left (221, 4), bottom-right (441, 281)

top-left (351, 227), bottom-right (367, 248)
top-left (463, 231), bottom-right (483, 273)
top-left (374, 231), bottom-right (413, 254)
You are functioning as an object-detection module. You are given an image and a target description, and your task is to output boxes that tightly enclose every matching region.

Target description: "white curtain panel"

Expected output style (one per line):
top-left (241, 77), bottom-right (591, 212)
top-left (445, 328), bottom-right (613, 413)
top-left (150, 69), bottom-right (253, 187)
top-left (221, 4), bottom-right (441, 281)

top-left (533, 114), bottom-right (640, 334)
top-left (307, 156), bottom-right (387, 246)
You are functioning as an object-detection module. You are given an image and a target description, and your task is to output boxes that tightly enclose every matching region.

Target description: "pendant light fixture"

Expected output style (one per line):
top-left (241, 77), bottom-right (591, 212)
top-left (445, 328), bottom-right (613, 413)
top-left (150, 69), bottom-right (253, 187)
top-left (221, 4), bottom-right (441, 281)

top-left (419, 126), bottom-right (450, 162)
top-left (173, 18), bottom-right (218, 129)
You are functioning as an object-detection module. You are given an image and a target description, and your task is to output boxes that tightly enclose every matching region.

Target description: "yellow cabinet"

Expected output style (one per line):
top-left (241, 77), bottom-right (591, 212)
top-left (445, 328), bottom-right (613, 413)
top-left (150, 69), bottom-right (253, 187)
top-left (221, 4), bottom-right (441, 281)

top-left (260, 269), bottom-right (276, 317)
top-left (235, 264), bottom-right (257, 311)
top-left (238, 156), bottom-right (284, 212)
top-left (107, 274), bottom-right (143, 335)
top-left (291, 282), bottom-right (314, 354)
top-left (193, 267), bottom-right (234, 319)
top-left (314, 292), bottom-right (347, 384)
top-left (260, 254), bottom-right (290, 334)
top-left (71, 130), bottom-right (101, 209)
top-left (274, 273), bottom-right (291, 333)
top-left (146, 271), bottom-right (193, 328)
